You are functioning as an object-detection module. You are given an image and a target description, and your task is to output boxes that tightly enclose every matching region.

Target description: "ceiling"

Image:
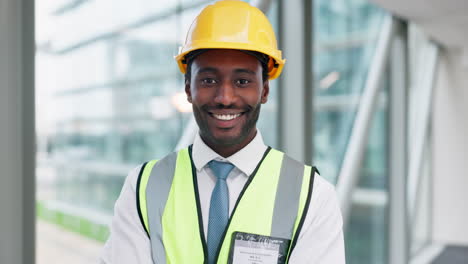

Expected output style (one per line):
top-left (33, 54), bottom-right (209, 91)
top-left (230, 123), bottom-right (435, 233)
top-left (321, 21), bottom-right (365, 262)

top-left (369, 0), bottom-right (468, 48)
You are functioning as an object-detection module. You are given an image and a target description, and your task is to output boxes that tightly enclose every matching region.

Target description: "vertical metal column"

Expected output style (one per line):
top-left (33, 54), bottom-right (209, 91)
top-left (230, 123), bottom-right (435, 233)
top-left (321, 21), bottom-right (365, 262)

top-left (278, 0), bottom-right (306, 163)
top-left (0, 0), bottom-right (35, 263)
top-left (304, 0), bottom-right (314, 163)
top-left (388, 19), bottom-right (409, 264)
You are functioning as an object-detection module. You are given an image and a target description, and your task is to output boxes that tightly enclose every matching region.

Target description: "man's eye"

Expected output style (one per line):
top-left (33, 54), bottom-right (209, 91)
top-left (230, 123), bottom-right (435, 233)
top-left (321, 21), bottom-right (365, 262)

top-left (202, 78), bottom-right (217, 84)
top-left (236, 79), bottom-right (250, 85)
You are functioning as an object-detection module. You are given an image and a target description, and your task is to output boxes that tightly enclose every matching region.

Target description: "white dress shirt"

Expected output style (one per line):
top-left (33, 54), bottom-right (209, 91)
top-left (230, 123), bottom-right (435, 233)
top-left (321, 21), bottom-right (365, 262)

top-left (101, 131), bottom-right (345, 263)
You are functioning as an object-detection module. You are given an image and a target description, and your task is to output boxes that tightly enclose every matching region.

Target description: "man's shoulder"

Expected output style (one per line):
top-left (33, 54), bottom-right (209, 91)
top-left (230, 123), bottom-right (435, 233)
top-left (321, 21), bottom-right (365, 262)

top-left (268, 147), bottom-right (336, 192)
top-left (312, 173), bottom-right (337, 196)
top-left (131, 148), bottom-right (189, 187)
top-left (139, 148), bottom-right (188, 170)
top-left (269, 147), bottom-right (321, 171)
top-left (123, 164), bottom-right (145, 192)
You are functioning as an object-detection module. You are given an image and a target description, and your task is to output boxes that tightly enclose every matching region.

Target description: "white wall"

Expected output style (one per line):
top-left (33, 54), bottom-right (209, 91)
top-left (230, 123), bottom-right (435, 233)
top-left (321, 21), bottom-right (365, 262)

top-left (432, 47), bottom-right (468, 245)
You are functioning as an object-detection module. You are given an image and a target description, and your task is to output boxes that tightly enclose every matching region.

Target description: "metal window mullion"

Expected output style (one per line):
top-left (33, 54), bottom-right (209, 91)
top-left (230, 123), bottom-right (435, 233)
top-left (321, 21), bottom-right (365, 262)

top-left (22, 1), bottom-right (36, 262)
top-left (304, 0), bottom-right (314, 164)
top-left (407, 43), bottom-right (439, 223)
top-left (388, 19), bottom-right (409, 264)
top-left (251, 0), bottom-right (274, 13)
top-left (278, 0), bottom-right (306, 163)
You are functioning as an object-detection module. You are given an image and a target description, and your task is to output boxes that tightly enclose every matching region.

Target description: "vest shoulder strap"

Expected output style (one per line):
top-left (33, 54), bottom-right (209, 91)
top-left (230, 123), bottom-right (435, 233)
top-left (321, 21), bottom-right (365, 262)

top-left (286, 164), bottom-right (318, 259)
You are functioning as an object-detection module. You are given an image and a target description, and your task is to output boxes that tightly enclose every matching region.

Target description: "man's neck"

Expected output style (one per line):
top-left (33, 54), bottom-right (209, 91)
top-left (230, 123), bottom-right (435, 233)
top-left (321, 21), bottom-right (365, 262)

top-left (201, 130), bottom-right (257, 158)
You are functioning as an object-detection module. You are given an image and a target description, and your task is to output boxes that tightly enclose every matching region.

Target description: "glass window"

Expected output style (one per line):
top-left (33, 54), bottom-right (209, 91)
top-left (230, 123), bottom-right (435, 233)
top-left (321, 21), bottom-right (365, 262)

top-left (313, 0), bottom-right (386, 184)
top-left (345, 87), bottom-right (389, 264)
top-left (312, 0), bottom-right (388, 263)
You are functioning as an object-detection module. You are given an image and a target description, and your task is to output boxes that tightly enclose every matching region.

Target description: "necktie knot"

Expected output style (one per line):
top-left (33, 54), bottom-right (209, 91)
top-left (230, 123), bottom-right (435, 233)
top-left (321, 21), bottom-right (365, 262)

top-left (208, 160), bottom-right (234, 180)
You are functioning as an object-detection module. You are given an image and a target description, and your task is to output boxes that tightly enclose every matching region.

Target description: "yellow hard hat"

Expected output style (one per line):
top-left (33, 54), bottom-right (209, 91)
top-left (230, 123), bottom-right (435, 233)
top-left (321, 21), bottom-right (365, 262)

top-left (175, 0), bottom-right (285, 80)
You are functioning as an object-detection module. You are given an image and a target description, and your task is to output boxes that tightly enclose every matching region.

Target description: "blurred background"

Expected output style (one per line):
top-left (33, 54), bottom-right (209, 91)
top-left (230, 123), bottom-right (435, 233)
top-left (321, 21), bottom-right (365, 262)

top-left (1, 0), bottom-right (467, 263)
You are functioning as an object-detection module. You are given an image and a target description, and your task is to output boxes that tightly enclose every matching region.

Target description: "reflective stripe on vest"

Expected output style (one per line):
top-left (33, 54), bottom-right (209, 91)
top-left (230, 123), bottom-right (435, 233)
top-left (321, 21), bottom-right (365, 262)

top-left (136, 146), bottom-right (316, 264)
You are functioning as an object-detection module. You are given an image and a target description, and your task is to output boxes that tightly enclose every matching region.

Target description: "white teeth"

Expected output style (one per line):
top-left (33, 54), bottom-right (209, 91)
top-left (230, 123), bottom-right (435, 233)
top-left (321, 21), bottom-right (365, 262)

top-left (213, 113), bottom-right (241, 120)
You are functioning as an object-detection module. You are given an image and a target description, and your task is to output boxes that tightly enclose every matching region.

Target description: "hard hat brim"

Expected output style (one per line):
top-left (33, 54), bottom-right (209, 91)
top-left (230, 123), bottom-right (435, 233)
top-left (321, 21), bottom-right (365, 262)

top-left (175, 43), bottom-right (285, 80)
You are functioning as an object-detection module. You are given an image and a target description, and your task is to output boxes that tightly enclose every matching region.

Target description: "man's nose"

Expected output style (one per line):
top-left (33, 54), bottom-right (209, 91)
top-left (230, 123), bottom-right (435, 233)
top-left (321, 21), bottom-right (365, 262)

top-left (214, 81), bottom-right (236, 106)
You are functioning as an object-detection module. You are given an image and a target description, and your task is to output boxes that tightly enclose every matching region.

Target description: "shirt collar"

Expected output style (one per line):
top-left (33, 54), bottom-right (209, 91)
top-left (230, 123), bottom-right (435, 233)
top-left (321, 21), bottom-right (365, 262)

top-left (192, 130), bottom-right (268, 176)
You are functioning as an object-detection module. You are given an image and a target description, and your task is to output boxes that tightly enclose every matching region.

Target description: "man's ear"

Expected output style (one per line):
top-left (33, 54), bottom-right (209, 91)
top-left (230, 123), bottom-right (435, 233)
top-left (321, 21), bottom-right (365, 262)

top-left (261, 80), bottom-right (270, 104)
top-left (185, 78), bottom-right (192, 103)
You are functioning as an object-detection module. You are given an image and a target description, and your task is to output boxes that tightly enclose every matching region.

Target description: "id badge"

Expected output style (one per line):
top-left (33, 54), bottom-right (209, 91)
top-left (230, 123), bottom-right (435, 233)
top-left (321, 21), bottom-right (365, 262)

top-left (227, 231), bottom-right (291, 264)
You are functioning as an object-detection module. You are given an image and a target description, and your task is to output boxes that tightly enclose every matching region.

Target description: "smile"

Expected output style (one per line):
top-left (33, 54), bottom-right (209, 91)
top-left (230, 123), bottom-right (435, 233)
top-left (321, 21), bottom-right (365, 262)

top-left (212, 113), bottom-right (242, 121)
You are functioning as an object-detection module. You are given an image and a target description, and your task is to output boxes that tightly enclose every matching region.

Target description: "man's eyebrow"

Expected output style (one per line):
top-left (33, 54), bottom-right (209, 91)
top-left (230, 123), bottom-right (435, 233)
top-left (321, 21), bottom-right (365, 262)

top-left (197, 67), bottom-right (218, 74)
top-left (196, 67), bottom-right (257, 75)
top-left (234, 68), bottom-right (256, 75)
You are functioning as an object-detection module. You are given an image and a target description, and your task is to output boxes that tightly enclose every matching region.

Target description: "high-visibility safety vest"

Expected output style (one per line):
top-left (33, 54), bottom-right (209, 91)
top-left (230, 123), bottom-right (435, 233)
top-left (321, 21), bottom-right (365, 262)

top-left (136, 146), bottom-right (317, 264)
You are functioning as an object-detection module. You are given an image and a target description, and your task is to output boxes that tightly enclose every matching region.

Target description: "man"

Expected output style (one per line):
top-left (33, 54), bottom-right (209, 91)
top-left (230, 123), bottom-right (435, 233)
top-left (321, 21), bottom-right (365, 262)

top-left (101, 1), bottom-right (344, 263)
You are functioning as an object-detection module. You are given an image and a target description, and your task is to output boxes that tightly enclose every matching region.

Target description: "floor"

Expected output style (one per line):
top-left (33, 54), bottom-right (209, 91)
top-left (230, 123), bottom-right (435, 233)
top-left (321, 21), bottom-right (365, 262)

top-left (432, 245), bottom-right (468, 264)
top-left (36, 220), bottom-right (104, 264)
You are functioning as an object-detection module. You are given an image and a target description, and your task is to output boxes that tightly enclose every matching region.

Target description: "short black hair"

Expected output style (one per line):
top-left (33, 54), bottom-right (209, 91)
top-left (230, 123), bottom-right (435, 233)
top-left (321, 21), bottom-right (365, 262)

top-left (184, 49), bottom-right (269, 82)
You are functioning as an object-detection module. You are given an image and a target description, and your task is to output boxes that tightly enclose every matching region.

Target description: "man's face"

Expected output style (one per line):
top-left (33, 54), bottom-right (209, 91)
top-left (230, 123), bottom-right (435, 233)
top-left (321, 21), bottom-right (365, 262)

top-left (185, 49), bottom-right (269, 150)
